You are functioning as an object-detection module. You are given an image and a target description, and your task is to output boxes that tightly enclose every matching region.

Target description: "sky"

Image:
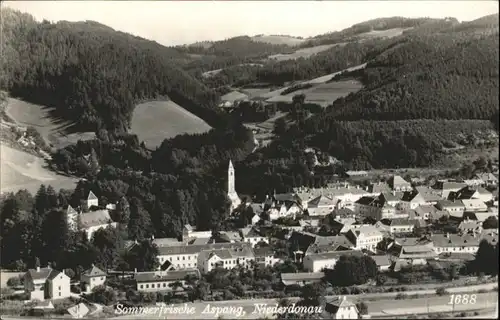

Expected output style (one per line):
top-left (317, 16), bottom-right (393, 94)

top-left (3, 1), bottom-right (499, 46)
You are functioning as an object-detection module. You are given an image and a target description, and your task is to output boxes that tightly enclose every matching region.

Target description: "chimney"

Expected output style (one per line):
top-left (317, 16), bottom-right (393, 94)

top-left (134, 268), bottom-right (137, 273)
top-left (446, 232), bottom-right (450, 239)
top-left (36, 266), bottom-right (40, 272)
top-left (62, 269), bottom-right (65, 275)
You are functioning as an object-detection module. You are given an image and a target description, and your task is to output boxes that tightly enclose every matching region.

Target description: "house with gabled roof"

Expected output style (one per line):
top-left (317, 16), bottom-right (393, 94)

top-left (461, 199), bottom-right (488, 213)
top-left (324, 296), bottom-right (359, 319)
top-left (79, 209), bottom-right (117, 240)
top-left (254, 246), bottom-right (282, 267)
top-left (197, 244), bottom-right (255, 273)
top-left (388, 175), bottom-right (412, 192)
top-left (436, 200), bottom-right (465, 217)
top-left (307, 195), bottom-right (337, 216)
top-left (376, 218), bottom-right (415, 234)
top-left (354, 194), bottom-right (397, 220)
top-left (432, 181), bottom-right (468, 199)
top-left (475, 173), bottom-right (498, 186)
top-left (399, 191), bottom-right (427, 210)
top-left (345, 225), bottom-right (383, 251)
top-left (80, 265), bottom-right (107, 293)
top-left (450, 186), bottom-right (493, 203)
top-left (240, 227), bottom-right (268, 247)
top-left (431, 233), bottom-right (481, 254)
top-left (24, 266), bottom-right (70, 301)
top-left (458, 220), bottom-right (483, 234)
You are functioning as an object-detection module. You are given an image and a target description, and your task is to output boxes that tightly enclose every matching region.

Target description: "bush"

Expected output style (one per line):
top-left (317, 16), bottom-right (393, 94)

top-left (436, 287), bottom-right (448, 296)
top-left (395, 293), bottom-right (407, 300)
top-left (6, 277), bottom-right (21, 287)
top-left (356, 302), bottom-right (368, 315)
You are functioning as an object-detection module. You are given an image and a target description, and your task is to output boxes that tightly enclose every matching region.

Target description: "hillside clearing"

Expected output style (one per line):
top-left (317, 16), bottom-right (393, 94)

top-left (267, 43), bottom-right (346, 61)
top-left (266, 80), bottom-right (364, 107)
top-left (130, 100), bottom-right (212, 149)
top-left (5, 98), bottom-right (95, 149)
top-left (355, 27), bottom-right (413, 39)
top-left (0, 143), bottom-right (78, 195)
top-left (201, 63), bottom-right (264, 78)
top-left (251, 35), bottom-right (306, 46)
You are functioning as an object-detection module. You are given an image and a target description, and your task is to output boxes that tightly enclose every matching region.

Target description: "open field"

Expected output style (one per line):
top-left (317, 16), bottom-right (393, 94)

top-left (5, 98), bottom-right (95, 150)
top-left (0, 143), bottom-right (79, 195)
top-left (267, 43), bottom-right (345, 61)
top-left (251, 35), bottom-right (306, 46)
top-left (304, 63), bottom-right (367, 85)
top-left (355, 27), bottom-right (413, 40)
top-left (130, 101), bottom-right (212, 149)
top-left (266, 80), bottom-right (363, 107)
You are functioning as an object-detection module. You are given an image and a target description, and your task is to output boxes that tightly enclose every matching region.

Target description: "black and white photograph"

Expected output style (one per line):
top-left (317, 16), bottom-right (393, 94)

top-left (0, 0), bottom-right (498, 319)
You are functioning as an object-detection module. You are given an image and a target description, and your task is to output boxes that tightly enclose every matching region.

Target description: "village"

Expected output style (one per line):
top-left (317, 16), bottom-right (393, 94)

top-left (3, 160), bottom-right (499, 319)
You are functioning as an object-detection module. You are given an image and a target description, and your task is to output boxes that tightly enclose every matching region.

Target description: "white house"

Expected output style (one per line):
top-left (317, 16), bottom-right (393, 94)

top-left (268, 202), bottom-right (301, 220)
top-left (135, 269), bottom-right (200, 292)
top-left (303, 250), bottom-right (364, 272)
top-left (345, 225), bottom-right (383, 251)
top-left (399, 191), bottom-right (427, 210)
top-left (461, 199), bottom-right (488, 213)
top-left (80, 210), bottom-right (118, 240)
top-left (354, 195), bottom-right (397, 220)
top-left (388, 175), bottom-right (412, 192)
top-left (182, 224), bottom-right (212, 242)
top-left (197, 245), bottom-right (255, 274)
top-left (240, 227), bottom-right (268, 247)
top-left (431, 233), bottom-right (480, 254)
top-left (80, 265), bottom-right (106, 293)
top-left (86, 191), bottom-right (99, 209)
top-left (307, 195), bottom-right (337, 216)
top-left (24, 267), bottom-right (70, 301)
top-left (376, 218), bottom-right (415, 234)
top-left (436, 200), bottom-right (465, 216)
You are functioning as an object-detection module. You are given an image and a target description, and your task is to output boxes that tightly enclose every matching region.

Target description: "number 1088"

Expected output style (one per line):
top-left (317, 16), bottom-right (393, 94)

top-left (448, 294), bottom-right (477, 305)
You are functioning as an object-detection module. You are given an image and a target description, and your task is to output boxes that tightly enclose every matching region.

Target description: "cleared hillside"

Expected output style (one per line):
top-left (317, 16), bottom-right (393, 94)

top-left (131, 101), bottom-right (212, 149)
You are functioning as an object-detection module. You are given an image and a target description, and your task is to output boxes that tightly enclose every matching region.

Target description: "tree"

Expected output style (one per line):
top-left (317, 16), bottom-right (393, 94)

top-left (327, 255), bottom-right (378, 286)
top-left (114, 197), bottom-right (131, 225)
top-left (300, 282), bottom-right (326, 306)
top-left (128, 198), bottom-right (153, 241)
top-left (274, 118), bottom-right (288, 136)
top-left (126, 240), bottom-right (159, 271)
top-left (473, 240), bottom-right (498, 276)
top-left (483, 216), bottom-right (498, 230)
top-left (356, 302), bottom-right (368, 315)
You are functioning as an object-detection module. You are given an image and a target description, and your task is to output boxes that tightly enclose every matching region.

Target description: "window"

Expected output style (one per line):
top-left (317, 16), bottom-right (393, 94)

top-left (140, 284), bottom-right (144, 289)
top-left (146, 284), bottom-right (149, 288)
top-left (100, 277), bottom-right (103, 280)
top-left (58, 286), bottom-right (61, 290)
top-left (183, 256), bottom-right (185, 260)
top-left (59, 292), bottom-right (61, 297)
top-left (163, 283), bottom-right (166, 287)
top-left (177, 257), bottom-right (179, 261)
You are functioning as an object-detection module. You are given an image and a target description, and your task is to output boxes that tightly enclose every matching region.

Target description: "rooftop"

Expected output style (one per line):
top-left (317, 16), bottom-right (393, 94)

top-left (135, 269), bottom-right (200, 283)
top-left (80, 209), bottom-right (113, 228)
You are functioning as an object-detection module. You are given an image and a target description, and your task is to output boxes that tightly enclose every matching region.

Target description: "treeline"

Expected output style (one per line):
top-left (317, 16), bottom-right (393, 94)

top-left (1, 8), bottom-right (224, 132)
top-left (300, 17), bottom-right (455, 47)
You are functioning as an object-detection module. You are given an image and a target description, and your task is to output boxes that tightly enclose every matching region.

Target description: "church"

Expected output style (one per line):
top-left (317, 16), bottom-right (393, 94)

top-left (227, 160), bottom-right (241, 211)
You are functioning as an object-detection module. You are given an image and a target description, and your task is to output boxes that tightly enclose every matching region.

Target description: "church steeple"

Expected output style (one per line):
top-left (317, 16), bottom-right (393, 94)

top-left (227, 159), bottom-right (240, 211)
top-left (228, 160), bottom-right (236, 195)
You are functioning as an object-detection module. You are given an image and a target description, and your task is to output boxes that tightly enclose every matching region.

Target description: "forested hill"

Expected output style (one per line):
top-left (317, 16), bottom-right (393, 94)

top-left (324, 29), bottom-right (499, 121)
top-left (1, 8), bottom-right (223, 132)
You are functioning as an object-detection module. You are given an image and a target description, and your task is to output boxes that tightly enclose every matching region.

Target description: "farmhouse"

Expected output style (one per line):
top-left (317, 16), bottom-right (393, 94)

top-left (254, 246), bottom-right (282, 267)
top-left (461, 199), bottom-right (488, 213)
top-left (354, 194), bottom-right (397, 220)
top-left (399, 191), bottom-right (427, 210)
top-left (376, 218), bottom-right (415, 234)
top-left (240, 227), bottom-right (268, 247)
top-left (475, 173), bottom-right (498, 186)
top-left (24, 266), bottom-right (70, 301)
top-left (436, 200), bottom-right (465, 217)
top-left (80, 265), bottom-right (107, 293)
top-left (432, 181), bottom-right (467, 199)
top-left (307, 195), bottom-right (337, 216)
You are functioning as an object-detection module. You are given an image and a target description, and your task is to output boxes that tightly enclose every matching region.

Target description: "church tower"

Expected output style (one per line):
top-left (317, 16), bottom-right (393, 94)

top-left (227, 160), bottom-right (241, 211)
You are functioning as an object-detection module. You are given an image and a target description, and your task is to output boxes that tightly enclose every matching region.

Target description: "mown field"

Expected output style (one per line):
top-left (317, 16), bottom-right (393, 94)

top-left (0, 143), bottom-right (79, 195)
top-left (267, 43), bottom-right (345, 61)
top-left (5, 98), bottom-right (95, 149)
top-left (130, 100), bottom-right (212, 149)
top-left (266, 80), bottom-right (364, 107)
